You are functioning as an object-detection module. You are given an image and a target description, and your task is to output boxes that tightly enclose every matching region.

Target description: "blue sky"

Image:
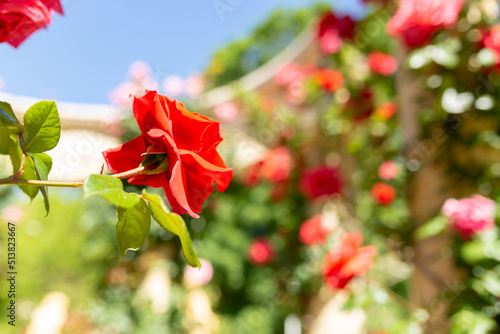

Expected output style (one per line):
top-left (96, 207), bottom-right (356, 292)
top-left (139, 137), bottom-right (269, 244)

top-left (0, 0), bottom-right (364, 103)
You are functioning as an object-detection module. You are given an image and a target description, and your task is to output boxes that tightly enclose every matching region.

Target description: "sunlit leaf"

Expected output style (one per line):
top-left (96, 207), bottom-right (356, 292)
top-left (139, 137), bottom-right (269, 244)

top-left (23, 101), bottom-right (61, 153)
top-left (116, 199), bottom-right (151, 258)
top-left (0, 101), bottom-right (24, 134)
top-left (142, 189), bottom-right (201, 268)
top-left (83, 174), bottom-right (140, 208)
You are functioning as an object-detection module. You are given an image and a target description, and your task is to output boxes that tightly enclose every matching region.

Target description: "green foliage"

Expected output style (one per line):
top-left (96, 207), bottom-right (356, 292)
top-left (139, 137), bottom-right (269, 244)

top-left (0, 101), bottom-right (24, 134)
top-left (83, 174), bottom-right (140, 208)
top-left (116, 199), bottom-right (151, 258)
top-left (143, 190), bottom-right (201, 268)
top-left (31, 153), bottom-right (51, 215)
top-left (204, 3), bottom-right (329, 88)
top-left (23, 101), bottom-right (61, 153)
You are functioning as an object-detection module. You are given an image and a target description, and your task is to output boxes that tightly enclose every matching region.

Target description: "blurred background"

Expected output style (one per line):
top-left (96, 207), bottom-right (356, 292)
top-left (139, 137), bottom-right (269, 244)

top-left (2, 0), bottom-right (500, 333)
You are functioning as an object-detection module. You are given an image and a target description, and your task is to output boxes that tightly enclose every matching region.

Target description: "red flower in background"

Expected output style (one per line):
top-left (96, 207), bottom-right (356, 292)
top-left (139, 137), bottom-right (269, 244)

top-left (300, 165), bottom-right (343, 200)
top-left (317, 11), bottom-right (355, 55)
top-left (299, 215), bottom-right (334, 245)
top-left (442, 195), bottom-right (497, 239)
top-left (368, 52), bottom-right (399, 76)
top-left (345, 87), bottom-right (375, 122)
top-left (318, 11), bottom-right (356, 40)
top-left (103, 91), bottom-right (233, 218)
top-left (322, 232), bottom-right (376, 290)
top-left (0, 0), bottom-right (63, 48)
top-left (315, 69), bottom-right (344, 92)
top-left (371, 182), bottom-right (396, 205)
top-left (261, 146), bottom-right (294, 183)
top-left (248, 238), bottom-right (275, 265)
top-left (378, 161), bottom-right (399, 180)
top-left (374, 101), bottom-right (397, 120)
top-left (387, 0), bottom-right (464, 49)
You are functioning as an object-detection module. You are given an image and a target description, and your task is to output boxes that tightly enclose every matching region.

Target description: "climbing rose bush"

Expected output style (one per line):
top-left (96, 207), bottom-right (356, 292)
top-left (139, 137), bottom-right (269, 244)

top-left (299, 165), bottom-right (343, 200)
top-left (103, 90), bottom-right (233, 218)
top-left (0, 0), bottom-right (63, 48)
top-left (386, 0), bottom-right (464, 48)
top-left (322, 232), bottom-right (376, 290)
top-left (442, 194), bottom-right (497, 239)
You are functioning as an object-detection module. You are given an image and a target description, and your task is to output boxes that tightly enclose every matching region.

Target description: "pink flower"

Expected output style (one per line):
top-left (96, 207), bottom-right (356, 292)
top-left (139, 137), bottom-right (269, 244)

top-left (1, 205), bottom-right (24, 223)
top-left (442, 195), bottom-right (497, 239)
top-left (322, 232), bottom-right (376, 290)
top-left (129, 61), bottom-right (152, 82)
top-left (162, 75), bottom-right (185, 97)
top-left (299, 215), bottom-right (334, 245)
top-left (300, 165), bottom-right (343, 200)
top-left (387, 0), bottom-right (464, 48)
top-left (248, 238), bottom-right (274, 265)
top-left (319, 29), bottom-right (343, 55)
top-left (183, 259), bottom-right (214, 287)
top-left (371, 182), bottom-right (396, 205)
top-left (213, 102), bottom-right (239, 122)
top-left (276, 63), bottom-right (304, 87)
top-left (378, 161), bottom-right (399, 180)
top-left (368, 52), bottom-right (399, 75)
top-left (185, 73), bottom-right (205, 98)
top-left (261, 146), bottom-right (294, 183)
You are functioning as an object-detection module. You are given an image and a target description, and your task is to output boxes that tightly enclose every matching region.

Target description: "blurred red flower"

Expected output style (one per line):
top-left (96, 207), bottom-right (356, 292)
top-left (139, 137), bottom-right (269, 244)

top-left (300, 165), bottom-right (343, 200)
top-left (319, 29), bottom-right (343, 55)
top-left (371, 182), bottom-right (396, 205)
top-left (315, 69), bottom-right (344, 92)
top-left (387, 0), bottom-right (464, 48)
top-left (368, 52), bottom-right (399, 75)
top-left (261, 146), bottom-right (294, 183)
top-left (0, 0), bottom-right (63, 48)
top-left (345, 87), bottom-right (375, 122)
top-left (378, 161), bottom-right (399, 180)
top-left (442, 195), bottom-right (497, 239)
top-left (299, 215), bottom-right (333, 245)
top-left (248, 238), bottom-right (275, 265)
top-left (318, 11), bottom-right (356, 40)
top-left (103, 91), bottom-right (233, 218)
top-left (374, 101), bottom-right (397, 120)
top-left (322, 232), bottom-right (376, 290)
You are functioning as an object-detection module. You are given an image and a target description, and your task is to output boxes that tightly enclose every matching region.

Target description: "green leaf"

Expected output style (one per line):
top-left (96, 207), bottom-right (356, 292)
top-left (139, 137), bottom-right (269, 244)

top-left (23, 101), bottom-right (61, 153)
top-left (0, 126), bottom-right (12, 155)
top-left (31, 154), bottom-right (51, 216)
top-left (83, 174), bottom-right (140, 208)
top-left (142, 190), bottom-right (201, 268)
top-left (116, 199), bottom-right (151, 258)
top-left (414, 216), bottom-right (448, 240)
top-left (9, 139), bottom-right (39, 200)
top-left (0, 101), bottom-right (24, 134)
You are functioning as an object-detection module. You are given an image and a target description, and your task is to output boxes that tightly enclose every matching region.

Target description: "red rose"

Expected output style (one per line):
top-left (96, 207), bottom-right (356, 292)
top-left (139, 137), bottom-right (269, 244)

top-left (300, 165), bottom-right (343, 200)
top-left (345, 87), bottom-right (375, 122)
top-left (368, 52), bottom-right (399, 76)
top-left (371, 182), bottom-right (396, 205)
top-left (299, 215), bottom-right (334, 245)
top-left (315, 69), bottom-right (344, 92)
top-left (0, 0), bottom-right (63, 48)
top-left (318, 11), bottom-right (356, 41)
top-left (374, 101), bottom-right (397, 120)
top-left (103, 91), bottom-right (233, 218)
top-left (248, 238), bottom-right (274, 265)
top-left (387, 0), bottom-right (464, 49)
top-left (322, 232), bottom-right (376, 290)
